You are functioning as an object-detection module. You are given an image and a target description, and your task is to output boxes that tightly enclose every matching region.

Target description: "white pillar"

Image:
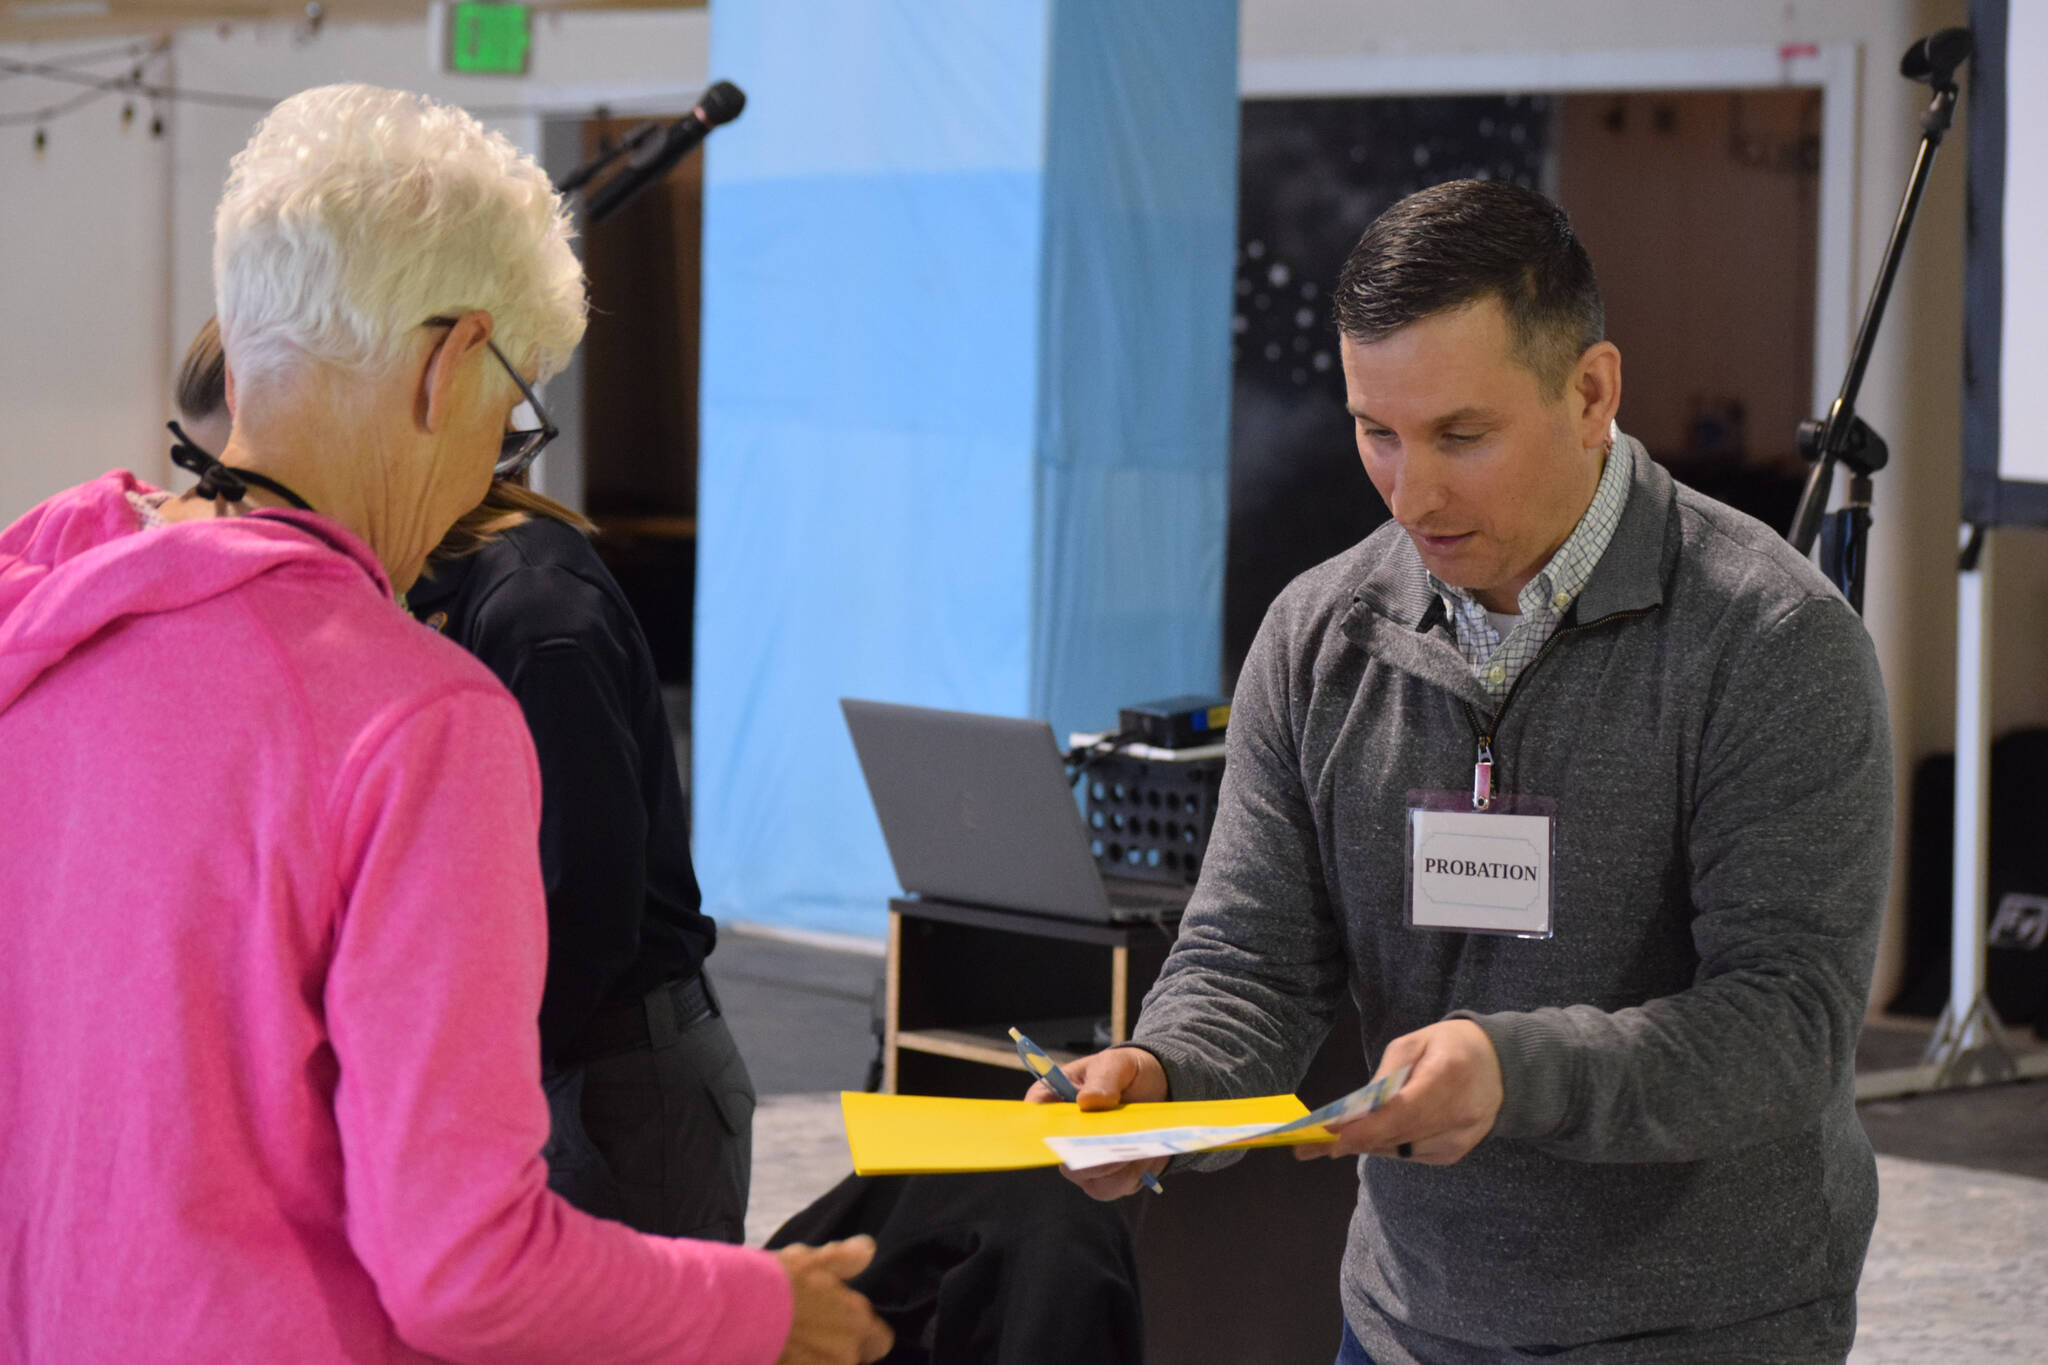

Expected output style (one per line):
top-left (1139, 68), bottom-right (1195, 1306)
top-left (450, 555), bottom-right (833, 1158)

top-left (1950, 527), bottom-right (1991, 1015)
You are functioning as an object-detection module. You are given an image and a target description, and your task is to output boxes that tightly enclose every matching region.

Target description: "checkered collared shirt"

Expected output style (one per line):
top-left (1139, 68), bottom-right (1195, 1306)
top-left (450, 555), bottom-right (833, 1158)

top-left (1428, 433), bottom-right (1633, 702)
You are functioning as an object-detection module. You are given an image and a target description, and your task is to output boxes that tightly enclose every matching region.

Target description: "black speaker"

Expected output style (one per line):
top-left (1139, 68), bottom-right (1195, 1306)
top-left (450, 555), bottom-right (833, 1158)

top-left (1894, 727), bottom-right (2048, 1034)
top-left (1081, 752), bottom-right (1223, 886)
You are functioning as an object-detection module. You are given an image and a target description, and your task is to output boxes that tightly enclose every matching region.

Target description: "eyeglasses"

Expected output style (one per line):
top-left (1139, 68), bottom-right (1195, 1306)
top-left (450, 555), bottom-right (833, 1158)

top-left (422, 316), bottom-right (560, 479)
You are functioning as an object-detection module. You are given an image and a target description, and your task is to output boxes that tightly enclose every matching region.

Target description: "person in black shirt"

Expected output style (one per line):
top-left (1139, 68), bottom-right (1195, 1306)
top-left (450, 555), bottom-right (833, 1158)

top-left (178, 322), bottom-right (753, 1241)
top-left (411, 489), bottom-right (754, 1241)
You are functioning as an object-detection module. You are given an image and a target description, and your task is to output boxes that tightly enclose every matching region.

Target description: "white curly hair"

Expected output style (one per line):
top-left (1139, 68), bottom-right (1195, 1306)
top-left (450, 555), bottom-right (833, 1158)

top-left (213, 83), bottom-right (585, 392)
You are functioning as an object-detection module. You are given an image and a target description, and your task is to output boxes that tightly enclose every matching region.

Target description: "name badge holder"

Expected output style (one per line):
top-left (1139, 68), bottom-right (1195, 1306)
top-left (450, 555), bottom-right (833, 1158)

top-left (1405, 742), bottom-right (1556, 938)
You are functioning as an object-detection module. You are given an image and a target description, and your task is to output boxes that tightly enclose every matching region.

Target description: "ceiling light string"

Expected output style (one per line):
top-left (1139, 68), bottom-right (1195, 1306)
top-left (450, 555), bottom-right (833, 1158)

top-left (2, 51), bottom-right (544, 122)
top-left (0, 35), bottom-right (157, 83)
top-left (3, 28), bottom-right (611, 154)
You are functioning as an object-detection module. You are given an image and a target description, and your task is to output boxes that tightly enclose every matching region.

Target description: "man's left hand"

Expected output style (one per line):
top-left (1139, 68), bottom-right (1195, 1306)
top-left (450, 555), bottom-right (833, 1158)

top-left (1297, 1019), bottom-right (1503, 1166)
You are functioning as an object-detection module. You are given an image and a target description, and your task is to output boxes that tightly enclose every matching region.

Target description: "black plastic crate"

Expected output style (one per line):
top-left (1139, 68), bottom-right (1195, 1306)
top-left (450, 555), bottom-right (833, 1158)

top-left (1081, 752), bottom-right (1223, 886)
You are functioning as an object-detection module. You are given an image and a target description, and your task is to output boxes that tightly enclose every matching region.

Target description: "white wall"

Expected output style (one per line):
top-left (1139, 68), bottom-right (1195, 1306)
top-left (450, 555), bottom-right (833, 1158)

top-left (1243, 0), bottom-right (1987, 1005)
top-left (0, 42), bottom-right (172, 523)
top-left (0, 8), bottom-right (709, 525)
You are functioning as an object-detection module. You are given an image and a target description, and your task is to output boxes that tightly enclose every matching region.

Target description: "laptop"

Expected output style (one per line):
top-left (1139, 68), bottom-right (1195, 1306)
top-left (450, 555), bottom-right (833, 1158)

top-left (841, 698), bottom-right (1193, 924)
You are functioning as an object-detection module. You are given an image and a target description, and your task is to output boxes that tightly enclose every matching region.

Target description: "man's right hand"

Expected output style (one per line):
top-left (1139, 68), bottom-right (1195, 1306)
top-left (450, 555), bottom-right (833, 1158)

top-left (1024, 1046), bottom-right (1170, 1201)
top-left (772, 1236), bottom-right (893, 1365)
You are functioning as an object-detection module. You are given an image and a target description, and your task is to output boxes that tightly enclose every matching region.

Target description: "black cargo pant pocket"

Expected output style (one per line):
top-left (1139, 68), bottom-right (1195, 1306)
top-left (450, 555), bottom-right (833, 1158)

top-left (545, 1001), bottom-right (755, 1242)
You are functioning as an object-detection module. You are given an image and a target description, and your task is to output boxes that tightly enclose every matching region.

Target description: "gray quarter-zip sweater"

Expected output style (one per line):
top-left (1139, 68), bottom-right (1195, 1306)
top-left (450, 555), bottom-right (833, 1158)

top-left (1132, 437), bottom-right (1891, 1363)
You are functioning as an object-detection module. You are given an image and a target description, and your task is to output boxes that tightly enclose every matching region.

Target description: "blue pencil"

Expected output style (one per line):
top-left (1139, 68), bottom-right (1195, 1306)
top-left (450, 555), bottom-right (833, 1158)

top-left (1010, 1027), bottom-right (1164, 1194)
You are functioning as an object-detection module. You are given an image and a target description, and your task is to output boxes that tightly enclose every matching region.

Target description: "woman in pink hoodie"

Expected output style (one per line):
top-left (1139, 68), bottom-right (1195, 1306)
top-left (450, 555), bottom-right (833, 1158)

top-left (0, 83), bottom-right (888, 1365)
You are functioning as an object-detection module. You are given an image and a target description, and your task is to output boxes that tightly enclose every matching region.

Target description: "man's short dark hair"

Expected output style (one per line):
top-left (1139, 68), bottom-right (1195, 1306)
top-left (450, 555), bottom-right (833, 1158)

top-left (1333, 179), bottom-right (1603, 396)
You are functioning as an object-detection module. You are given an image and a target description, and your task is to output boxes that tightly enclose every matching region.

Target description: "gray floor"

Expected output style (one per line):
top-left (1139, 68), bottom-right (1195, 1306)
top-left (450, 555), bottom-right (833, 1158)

top-left (1855, 1017), bottom-right (2048, 1181)
top-left (713, 927), bottom-right (883, 1096)
top-left (747, 1092), bottom-right (850, 1246)
top-left (717, 929), bottom-right (2048, 1356)
top-left (1853, 1154), bottom-right (2048, 1362)
top-left (1860, 1076), bottom-right (2048, 1181)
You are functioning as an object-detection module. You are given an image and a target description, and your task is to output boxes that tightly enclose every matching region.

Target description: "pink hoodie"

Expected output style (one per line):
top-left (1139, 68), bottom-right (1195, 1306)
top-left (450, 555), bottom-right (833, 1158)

top-left (0, 472), bottom-right (793, 1363)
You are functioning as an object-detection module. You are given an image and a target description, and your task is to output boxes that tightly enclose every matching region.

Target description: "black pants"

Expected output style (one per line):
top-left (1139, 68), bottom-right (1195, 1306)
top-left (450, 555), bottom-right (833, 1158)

top-left (542, 976), bottom-right (756, 1241)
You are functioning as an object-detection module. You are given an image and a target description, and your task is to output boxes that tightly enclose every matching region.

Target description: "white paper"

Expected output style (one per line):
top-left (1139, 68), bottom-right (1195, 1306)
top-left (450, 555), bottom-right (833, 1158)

top-left (1043, 1065), bottom-right (1412, 1170)
top-left (1045, 1122), bottom-right (1282, 1170)
top-left (1409, 807), bottom-right (1551, 936)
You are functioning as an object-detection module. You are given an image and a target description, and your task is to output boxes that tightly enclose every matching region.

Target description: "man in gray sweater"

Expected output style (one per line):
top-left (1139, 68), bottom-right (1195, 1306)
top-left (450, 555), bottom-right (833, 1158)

top-left (1042, 181), bottom-right (1892, 1362)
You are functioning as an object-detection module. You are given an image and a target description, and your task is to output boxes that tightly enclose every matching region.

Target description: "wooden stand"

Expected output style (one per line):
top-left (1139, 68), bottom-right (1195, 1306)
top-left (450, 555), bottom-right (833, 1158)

top-left (884, 896), bottom-right (1177, 1099)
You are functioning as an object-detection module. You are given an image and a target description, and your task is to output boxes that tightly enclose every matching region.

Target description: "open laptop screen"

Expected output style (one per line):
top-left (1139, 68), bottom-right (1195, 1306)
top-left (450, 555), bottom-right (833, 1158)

top-left (841, 698), bottom-right (1121, 922)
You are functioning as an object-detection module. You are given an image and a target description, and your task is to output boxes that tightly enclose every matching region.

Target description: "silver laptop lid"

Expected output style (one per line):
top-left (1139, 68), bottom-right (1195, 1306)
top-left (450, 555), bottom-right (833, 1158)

top-left (841, 698), bottom-right (1118, 921)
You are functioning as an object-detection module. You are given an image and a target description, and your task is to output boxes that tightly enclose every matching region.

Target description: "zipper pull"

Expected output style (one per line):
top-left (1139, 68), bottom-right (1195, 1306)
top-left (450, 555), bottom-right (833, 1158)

top-left (1473, 737), bottom-right (1494, 811)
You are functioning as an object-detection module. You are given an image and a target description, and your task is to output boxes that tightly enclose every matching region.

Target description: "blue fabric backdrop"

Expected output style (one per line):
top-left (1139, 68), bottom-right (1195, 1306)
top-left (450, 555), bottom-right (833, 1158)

top-left (696, 1), bottom-right (1236, 938)
top-left (1031, 0), bottom-right (1237, 738)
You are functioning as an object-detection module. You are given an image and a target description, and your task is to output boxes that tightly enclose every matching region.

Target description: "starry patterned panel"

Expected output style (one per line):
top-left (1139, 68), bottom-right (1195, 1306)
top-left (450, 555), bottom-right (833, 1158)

top-left (1225, 95), bottom-right (1554, 680)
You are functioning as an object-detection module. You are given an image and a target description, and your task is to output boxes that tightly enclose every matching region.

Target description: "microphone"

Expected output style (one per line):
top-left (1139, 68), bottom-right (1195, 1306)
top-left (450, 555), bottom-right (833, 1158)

top-left (1899, 27), bottom-right (1972, 87)
top-left (584, 80), bottom-right (746, 224)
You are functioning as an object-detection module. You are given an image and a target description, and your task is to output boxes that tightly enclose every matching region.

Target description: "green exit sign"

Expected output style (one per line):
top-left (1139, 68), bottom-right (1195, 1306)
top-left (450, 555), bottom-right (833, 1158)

top-left (447, 3), bottom-right (532, 76)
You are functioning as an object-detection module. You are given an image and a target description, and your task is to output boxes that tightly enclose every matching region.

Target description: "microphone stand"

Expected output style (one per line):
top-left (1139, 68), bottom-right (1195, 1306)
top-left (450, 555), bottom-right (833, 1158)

top-left (553, 119), bottom-right (663, 196)
top-left (1785, 45), bottom-right (1967, 613)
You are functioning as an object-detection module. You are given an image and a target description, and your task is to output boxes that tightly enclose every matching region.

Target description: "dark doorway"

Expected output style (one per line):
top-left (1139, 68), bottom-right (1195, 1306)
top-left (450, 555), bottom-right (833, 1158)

top-left (577, 112), bottom-right (703, 689)
top-left (1554, 88), bottom-right (1819, 534)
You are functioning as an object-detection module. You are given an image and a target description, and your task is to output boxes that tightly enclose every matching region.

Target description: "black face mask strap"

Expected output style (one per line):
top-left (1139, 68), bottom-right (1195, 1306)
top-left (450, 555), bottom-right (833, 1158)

top-left (166, 421), bottom-right (317, 514)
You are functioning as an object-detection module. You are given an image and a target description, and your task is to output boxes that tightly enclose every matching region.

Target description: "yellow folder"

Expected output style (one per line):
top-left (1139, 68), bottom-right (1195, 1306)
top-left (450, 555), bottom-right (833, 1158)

top-left (840, 1090), bottom-right (1320, 1176)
